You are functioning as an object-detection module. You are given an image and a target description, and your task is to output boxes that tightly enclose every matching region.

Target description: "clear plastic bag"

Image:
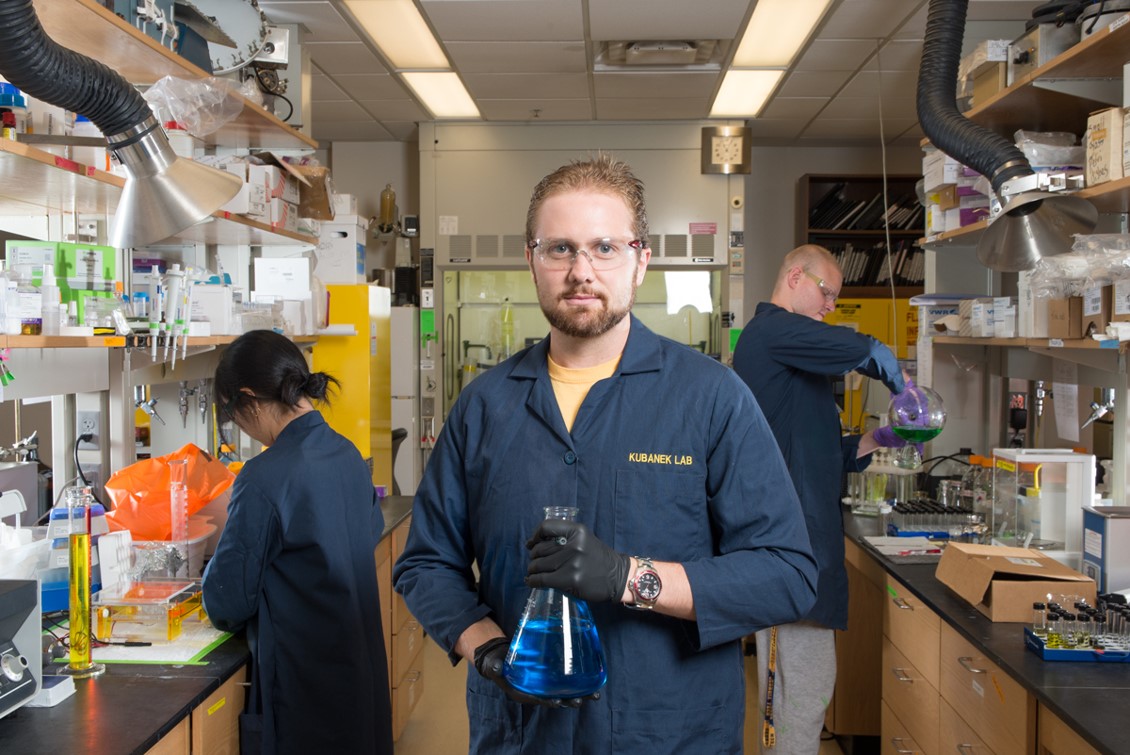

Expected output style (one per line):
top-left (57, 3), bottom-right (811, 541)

top-left (143, 75), bottom-right (262, 137)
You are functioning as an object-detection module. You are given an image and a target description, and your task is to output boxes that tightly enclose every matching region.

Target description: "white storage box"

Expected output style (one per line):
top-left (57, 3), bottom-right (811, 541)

top-left (189, 284), bottom-right (235, 335)
top-left (315, 215), bottom-right (367, 284)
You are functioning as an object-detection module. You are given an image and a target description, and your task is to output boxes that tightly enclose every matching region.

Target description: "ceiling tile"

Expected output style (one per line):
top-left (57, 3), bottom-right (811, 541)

top-left (261, 2), bottom-right (355, 42)
top-left (747, 119), bottom-right (807, 139)
top-left (793, 39), bottom-right (882, 72)
top-left (820, 96), bottom-right (916, 120)
top-left (777, 70), bottom-right (852, 98)
top-left (332, 74), bottom-right (405, 100)
top-left (759, 97), bottom-right (828, 121)
top-left (358, 100), bottom-right (431, 122)
top-left (588, 0), bottom-right (750, 41)
top-left (446, 41), bottom-right (587, 74)
top-left (463, 73), bottom-right (590, 100)
top-left (801, 117), bottom-right (918, 139)
top-left (311, 74), bottom-right (348, 101)
top-left (838, 70), bottom-right (920, 100)
top-left (311, 101), bottom-right (371, 121)
top-left (595, 99), bottom-right (709, 119)
top-left (304, 42), bottom-right (385, 74)
top-left (893, 6), bottom-right (928, 38)
top-left (864, 40), bottom-right (923, 72)
top-left (380, 122), bottom-right (421, 141)
top-left (593, 72), bottom-right (720, 99)
top-left (820, 0), bottom-right (923, 39)
top-left (476, 99), bottom-right (593, 121)
top-left (420, 1), bottom-right (584, 42)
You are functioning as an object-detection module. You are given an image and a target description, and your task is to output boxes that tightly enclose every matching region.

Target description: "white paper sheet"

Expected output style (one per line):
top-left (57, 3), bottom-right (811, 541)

top-left (1052, 358), bottom-right (1079, 443)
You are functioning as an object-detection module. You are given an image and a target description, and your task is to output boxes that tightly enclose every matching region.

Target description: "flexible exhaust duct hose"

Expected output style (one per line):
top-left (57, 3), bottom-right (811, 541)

top-left (0, 0), bottom-right (152, 139)
top-left (917, 0), bottom-right (1034, 196)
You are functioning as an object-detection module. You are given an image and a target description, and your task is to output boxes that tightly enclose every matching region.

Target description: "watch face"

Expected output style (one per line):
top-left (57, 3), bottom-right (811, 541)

top-left (634, 571), bottom-right (661, 602)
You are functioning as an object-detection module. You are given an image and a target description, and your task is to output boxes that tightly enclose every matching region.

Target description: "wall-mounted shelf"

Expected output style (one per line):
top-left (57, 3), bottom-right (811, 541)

top-left (933, 335), bottom-right (1127, 352)
top-left (32, 0), bottom-right (317, 151)
top-left (0, 141), bottom-right (318, 246)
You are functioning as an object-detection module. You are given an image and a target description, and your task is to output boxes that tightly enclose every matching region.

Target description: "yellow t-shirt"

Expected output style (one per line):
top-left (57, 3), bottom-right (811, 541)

top-left (548, 354), bottom-right (620, 432)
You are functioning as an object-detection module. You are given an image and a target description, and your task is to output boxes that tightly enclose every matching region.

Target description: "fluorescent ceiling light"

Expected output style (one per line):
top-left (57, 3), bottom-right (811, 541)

top-left (710, 70), bottom-right (784, 117)
top-left (342, 0), bottom-right (449, 69)
top-left (732, 0), bottom-right (834, 67)
top-left (401, 72), bottom-right (481, 118)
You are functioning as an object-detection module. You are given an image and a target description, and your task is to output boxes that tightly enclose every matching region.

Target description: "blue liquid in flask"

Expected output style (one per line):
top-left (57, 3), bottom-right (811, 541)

top-left (503, 505), bottom-right (607, 698)
top-left (503, 592), bottom-right (607, 698)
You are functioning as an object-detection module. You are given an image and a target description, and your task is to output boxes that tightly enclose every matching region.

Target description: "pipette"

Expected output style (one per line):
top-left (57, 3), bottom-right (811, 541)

top-left (181, 279), bottom-right (193, 362)
top-left (164, 264), bottom-right (184, 362)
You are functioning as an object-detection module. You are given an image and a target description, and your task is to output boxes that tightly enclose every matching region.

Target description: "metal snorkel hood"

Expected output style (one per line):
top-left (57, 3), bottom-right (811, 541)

top-left (916, 0), bottom-right (1097, 272)
top-left (0, 0), bottom-right (240, 249)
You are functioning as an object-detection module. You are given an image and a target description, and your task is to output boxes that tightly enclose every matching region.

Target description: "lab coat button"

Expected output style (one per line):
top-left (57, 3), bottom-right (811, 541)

top-left (563, 451), bottom-right (576, 465)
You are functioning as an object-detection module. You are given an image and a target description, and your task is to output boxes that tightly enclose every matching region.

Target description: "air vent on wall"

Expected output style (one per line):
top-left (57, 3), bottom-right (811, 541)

top-left (595, 40), bottom-right (727, 70)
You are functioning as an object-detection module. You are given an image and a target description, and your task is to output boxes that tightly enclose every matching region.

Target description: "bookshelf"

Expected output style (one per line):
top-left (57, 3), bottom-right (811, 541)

top-left (796, 174), bottom-right (924, 297)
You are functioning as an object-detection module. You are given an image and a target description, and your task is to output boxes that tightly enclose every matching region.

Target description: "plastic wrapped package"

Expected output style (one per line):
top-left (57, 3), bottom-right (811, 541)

top-left (142, 75), bottom-right (262, 137)
top-left (1014, 130), bottom-right (1085, 169)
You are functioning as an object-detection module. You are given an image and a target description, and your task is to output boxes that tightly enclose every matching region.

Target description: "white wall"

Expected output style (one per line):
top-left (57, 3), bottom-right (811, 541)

top-left (329, 142), bottom-right (417, 275)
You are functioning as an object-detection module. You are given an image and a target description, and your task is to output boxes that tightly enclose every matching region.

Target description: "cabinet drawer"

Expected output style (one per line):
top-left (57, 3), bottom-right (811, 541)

top-left (191, 665), bottom-right (248, 755)
top-left (940, 697), bottom-right (995, 755)
top-left (392, 516), bottom-right (412, 561)
top-left (881, 700), bottom-right (927, 755)
top-left (884, 573), bottom-right (940, 689)
top-left (939, 623), bottom-right (1035, 755)
top-left (392, 648), bottom-right (425, 741)
top-left (377, 544), bottom-right (393, 662)
top-left (882, 639), bottom-right (939, 755)
top-left (1038, 702), bottom-right (1100, 755)
top-left (145, 717), bottom-right (189, 755)
top-left (392, 615), bottom-right (425, 686)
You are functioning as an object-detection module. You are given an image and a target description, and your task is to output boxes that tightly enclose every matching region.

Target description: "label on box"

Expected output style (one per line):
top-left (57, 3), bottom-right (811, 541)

top-left (1115, 279), bottom-right (1130, 315)
top-left (1083, 286), bottom-right (1104, 316)
top-left (1006, 557), bottom-right (1044, 567)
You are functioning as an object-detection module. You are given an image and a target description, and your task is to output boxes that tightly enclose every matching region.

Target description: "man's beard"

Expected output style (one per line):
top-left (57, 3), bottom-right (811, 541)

top-left (535, 271), bottom-right (637, 339)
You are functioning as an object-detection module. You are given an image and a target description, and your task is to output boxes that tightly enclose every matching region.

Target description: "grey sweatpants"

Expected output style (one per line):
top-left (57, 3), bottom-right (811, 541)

top-left (754, 621), bottom-right (836, 755)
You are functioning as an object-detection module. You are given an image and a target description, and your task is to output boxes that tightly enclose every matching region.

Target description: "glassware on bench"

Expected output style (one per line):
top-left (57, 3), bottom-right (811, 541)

top-left (888, 384), bottom-right (947, 470)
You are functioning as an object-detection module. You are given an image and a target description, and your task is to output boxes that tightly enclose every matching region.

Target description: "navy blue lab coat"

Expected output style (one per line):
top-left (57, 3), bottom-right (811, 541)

top-left (732, 302), bottom-right (904, 629)
top-left (394, 315), bottom-right (817, 754)
top-left (203, 412), bottom-right (393, 755)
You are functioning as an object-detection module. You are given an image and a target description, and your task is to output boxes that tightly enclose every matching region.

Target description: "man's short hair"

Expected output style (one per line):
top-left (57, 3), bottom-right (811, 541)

top-left (526, 153), bottom-right (650, 244)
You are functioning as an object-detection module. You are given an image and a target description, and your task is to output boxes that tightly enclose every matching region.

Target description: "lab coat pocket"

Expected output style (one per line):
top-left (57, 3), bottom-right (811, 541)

top-left (466, 673), bottom-right (523, 748)
top-left (614, 467), bottom-right (708, 559)
top-left (611, 704), bottom-right (733, 754)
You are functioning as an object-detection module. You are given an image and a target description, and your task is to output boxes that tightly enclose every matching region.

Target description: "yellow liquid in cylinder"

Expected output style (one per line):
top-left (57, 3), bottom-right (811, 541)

top-left (68, 532), bottom-right (92, 669)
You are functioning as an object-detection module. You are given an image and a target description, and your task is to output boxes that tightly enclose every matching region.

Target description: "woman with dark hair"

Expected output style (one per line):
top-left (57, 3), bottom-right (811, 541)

top-left (202, 330), bottom-right (392, 754)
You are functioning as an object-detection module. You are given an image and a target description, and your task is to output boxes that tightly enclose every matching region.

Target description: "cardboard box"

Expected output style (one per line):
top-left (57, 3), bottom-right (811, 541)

top-left (292, 165), bottom-right (335, 220)
top-left (923, 150), bottom-right (960, 191)
top-left (1112, 278), bottom-right (1130, 322)
top-left (972, 61), bottom-right (1007, 106)
top-left (268, 198), bottom-right (299, 233)
top-left (249, 163), bottom-right (301, 204)
top-left (926, 185), bottom-right (958, 211)
top-left (333, 193), bottom-right (358, 216)
top-left (315, 215), bottom-right (367, 284)
top-left (189, 284), bottom-right (235, 335)
top-left (936, 542), bottom-right (1096, 622)
top-left (1081, 284), bottom-right (1112, 337)
top-left (1085, 107), bottom-right (1126, 187)
top-left (1018, 271), bottom-right (1050, 338)
top-left (1047, 296), bottom-right (1083, 339)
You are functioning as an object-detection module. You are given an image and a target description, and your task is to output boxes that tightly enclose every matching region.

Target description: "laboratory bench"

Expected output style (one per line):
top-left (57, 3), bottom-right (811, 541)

top-left (0, 495), bottom-right (417, 754)
top-left (842, 512), bottom-right (1130, 755)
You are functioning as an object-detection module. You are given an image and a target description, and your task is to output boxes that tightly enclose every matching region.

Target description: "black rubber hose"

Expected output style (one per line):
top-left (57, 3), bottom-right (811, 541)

top-left (0, 0), bottom-right (152, 137)
top-left (917, 0), bottom-right (1034, 197)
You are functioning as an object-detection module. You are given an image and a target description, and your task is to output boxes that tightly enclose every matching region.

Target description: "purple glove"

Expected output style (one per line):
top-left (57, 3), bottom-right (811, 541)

top-left (873, 425), bottom-right (907, 448)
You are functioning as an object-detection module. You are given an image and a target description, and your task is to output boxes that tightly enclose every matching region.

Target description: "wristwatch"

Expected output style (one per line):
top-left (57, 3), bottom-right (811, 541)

top-left (627, 556), bottom-right (662, 610)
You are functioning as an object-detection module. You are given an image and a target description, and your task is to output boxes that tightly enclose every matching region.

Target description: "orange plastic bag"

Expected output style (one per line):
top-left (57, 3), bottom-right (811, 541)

top-left (103, 443), bottom-right (235, 540)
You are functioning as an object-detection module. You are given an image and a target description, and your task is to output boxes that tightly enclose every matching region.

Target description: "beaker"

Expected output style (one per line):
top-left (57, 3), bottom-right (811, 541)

top-left (503, 506), bottom-right (607, 699)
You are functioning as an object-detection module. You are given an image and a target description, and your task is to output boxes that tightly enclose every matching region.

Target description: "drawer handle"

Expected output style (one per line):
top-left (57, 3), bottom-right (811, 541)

top-left (892, 597), bottom-right (914, 610)
top-left (957, 656), bottom-right (987, 674)
top-left (957, 745), bottom-right (976, 754)
top-left (890, 737), bottom-right (919, 754)
top-left (406, 671), bottom-right (422, 683)
top-left (890, 667), bottom-right (914, 683)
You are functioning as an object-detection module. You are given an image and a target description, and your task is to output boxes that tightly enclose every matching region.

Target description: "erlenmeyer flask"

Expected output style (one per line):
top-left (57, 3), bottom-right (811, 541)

top-left (503, 506), bottom-right (607, 698)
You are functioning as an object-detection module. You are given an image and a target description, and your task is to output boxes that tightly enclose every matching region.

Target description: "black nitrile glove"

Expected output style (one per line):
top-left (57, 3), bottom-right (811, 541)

top-left (473, 636), bottom-right (594, 708)
top-left (525, 519), bottom-right (630, 604)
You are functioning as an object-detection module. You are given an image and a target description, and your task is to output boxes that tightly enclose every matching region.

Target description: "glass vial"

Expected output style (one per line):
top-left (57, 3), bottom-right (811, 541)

top-left (1032, 602), bottom-right (1047, 638)
top-left (503, 506), bottom-right (607, 699)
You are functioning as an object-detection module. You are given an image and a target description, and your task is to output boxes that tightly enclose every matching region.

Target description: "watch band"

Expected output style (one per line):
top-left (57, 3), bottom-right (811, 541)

top-left (627, 556), bottom-right (661, 610)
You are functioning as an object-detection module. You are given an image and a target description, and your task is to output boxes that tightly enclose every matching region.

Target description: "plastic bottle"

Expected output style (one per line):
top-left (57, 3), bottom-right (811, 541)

top-left (16, 266), bottom-right (42, 335)
top-left (0, 83), bottom-right (28, 133)
top-left (163, 121), bottom-right (197, 159)
top-left (500, 298), bottom-right (514, 359)
top-left (2, 263), bottom-right (20, 335)
top-left (40, 262), bottom-right (61, 335)
top-left (71, 115), bottom-right (109, 171)
top-left (503, 506), bottom-right (607, 699)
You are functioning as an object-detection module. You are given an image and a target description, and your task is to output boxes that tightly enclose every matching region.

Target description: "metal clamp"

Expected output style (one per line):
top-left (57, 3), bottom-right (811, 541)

top-left (892, 597), bottom-right (914, 610)
top-left (957, 656), bottom-right (987, 674)
top-left (891, 667), bottom-right (914, 683)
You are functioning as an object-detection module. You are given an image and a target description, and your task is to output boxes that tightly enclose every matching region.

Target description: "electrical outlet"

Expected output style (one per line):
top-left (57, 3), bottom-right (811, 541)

top-left (77, 411), bottom-right (100, 450)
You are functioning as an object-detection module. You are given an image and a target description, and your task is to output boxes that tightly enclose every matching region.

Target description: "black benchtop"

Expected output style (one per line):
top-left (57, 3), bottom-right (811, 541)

top-left (0, 495), bottom-right (415, 753)
top-left (845, 512), bottom-right (1130, 755)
